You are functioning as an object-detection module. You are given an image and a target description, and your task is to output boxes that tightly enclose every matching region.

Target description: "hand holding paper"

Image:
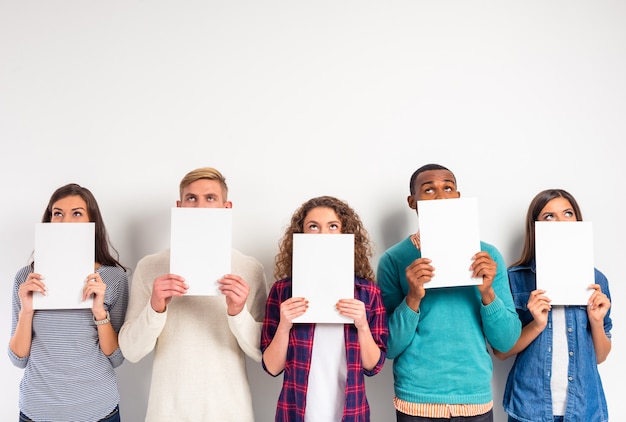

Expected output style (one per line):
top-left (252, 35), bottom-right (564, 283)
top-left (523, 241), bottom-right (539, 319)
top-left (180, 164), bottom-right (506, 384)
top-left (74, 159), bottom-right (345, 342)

top-left (150, 273), bottom-right (188, 313)
top-left (218, 274), bottom-right (251, 316)
top-left (82, 271), bottom-right (108, 319)
top-left (336, 298), bottom-right (367, 329)
top-left (404, 257), bottom-right (433, 311)
top-left (279, 297), bottom-right (309, 329)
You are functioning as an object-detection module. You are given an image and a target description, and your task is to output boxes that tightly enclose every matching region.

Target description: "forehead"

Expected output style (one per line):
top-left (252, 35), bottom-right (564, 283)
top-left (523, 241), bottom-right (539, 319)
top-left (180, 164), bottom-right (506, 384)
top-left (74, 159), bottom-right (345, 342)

top-left (304, 206), bottom-right (340, 221)
top-left (52, 195), bottom-right (87, 208)
top-left (181, 179), bottom-right (224, 196)
top-left (541, 196), bottom-right (573, 211)
top-left (414, 169), bottom-right (456, 188)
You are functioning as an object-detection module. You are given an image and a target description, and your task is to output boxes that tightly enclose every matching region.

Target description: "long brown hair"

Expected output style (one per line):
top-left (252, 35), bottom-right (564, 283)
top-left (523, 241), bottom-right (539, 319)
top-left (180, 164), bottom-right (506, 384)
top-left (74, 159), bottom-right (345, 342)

top-left (511, 188), bottom-right (583, 267)
top-left (41, 183), bottom-right (125, 269)
top-left (274, 196), bottom-right (375, 282)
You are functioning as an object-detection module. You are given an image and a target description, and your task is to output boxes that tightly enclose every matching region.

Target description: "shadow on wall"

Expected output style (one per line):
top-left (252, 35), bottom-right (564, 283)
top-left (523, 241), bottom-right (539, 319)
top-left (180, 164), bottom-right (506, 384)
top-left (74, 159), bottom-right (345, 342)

top-left (378, 208), bottom-right (411, 253)
top-left (116, 351), bottom-right (153, 421)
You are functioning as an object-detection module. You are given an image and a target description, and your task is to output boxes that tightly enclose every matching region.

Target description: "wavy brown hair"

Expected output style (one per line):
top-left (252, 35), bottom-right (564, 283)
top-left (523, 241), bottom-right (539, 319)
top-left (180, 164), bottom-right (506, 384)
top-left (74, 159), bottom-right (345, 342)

top-left (274, 196), bottom-right (375, 282)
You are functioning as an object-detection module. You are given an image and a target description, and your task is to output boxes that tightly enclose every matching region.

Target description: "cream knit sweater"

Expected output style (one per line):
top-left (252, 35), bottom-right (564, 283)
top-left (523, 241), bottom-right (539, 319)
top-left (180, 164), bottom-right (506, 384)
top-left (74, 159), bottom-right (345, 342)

top-left (119, 248), bottom-right (268, 421)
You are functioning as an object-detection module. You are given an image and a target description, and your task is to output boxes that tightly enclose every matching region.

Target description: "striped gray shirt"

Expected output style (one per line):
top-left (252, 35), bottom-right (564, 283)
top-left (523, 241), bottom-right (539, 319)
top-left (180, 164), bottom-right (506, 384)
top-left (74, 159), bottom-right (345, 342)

top-left (9, 264), bottom-right (129, 421)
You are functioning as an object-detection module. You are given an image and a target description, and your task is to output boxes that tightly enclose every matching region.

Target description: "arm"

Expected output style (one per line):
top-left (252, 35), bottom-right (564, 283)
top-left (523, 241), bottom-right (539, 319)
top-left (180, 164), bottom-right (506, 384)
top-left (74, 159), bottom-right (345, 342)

top-left (83, 271), bottom-right (119, 356)
top-left (9, 271), bottom-right (44, 362)
top-left (338, 281), bottom-right (388, 374)
top-left (493, 289), bottom-right (550, 360)
top-left (262, 296), bottom-right (308, 376)
top-left (377, 249), bottom-right (425, 359)
top-left (221, 261), bottom-right (269, 362)
top-left (478, 244), bottom-right (522, 353)
top-left (587, 283), bottom-right (611, 364)
top-left (336, 299), bottom-right (380, 371)
top-left (118, 256), bottom-right (184, 363)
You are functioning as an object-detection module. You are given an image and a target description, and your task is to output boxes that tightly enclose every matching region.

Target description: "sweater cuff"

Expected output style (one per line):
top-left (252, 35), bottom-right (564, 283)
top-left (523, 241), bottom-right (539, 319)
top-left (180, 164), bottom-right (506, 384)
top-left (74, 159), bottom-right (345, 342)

top-left (400, 297), bottom-right (421, 323)
top-left (481, 295), bottom-right (504, 317)
top-left (147, 303), bottom-right (169, 325)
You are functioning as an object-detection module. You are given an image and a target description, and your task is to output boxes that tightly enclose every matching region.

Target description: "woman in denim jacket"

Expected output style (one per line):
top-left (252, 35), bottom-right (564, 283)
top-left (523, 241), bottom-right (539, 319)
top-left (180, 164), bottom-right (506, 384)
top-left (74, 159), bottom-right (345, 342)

top-left (494, 189), bottom-right (612, 422)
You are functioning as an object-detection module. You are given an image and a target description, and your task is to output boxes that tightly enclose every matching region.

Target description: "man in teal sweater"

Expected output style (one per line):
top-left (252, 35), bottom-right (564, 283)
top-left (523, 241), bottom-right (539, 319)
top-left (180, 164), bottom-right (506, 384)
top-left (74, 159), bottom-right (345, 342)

top-left (377, 163), bottom-right (521, 422)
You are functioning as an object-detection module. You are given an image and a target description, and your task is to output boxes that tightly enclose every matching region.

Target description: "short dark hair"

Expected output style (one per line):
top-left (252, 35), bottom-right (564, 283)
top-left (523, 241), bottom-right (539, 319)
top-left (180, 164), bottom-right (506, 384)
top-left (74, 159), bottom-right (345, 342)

top-left (409, 164), bottom-right (455, 195)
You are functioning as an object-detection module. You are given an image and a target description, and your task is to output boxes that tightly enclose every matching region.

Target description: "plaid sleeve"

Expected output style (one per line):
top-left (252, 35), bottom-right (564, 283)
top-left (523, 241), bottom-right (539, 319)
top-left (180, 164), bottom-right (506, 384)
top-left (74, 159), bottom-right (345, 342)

top-left (260, 279), bottom-right (286, 374)
top-left (362, 280), bottom-right (389, 376)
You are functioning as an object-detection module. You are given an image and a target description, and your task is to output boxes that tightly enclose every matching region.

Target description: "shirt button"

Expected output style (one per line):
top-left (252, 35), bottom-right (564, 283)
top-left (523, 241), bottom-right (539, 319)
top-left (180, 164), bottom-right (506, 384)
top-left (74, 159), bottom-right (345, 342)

top-left (569, 351), bottom-right (574, 356)
top-left (567, 327), bottom-right (573, 332)
top-left (568, 376), bottom-right (573, 381)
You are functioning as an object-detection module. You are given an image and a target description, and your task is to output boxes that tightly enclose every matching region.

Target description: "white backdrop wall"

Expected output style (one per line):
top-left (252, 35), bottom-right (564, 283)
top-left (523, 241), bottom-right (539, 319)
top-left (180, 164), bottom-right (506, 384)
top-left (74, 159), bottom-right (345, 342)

top-left (1, 1), bottom-right (624, 421)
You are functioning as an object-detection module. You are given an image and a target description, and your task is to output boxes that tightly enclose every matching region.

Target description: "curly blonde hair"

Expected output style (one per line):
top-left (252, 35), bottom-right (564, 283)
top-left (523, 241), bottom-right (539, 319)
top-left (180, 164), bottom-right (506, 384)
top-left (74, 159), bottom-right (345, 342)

top-left (274, 196), bottom-right (375, 282)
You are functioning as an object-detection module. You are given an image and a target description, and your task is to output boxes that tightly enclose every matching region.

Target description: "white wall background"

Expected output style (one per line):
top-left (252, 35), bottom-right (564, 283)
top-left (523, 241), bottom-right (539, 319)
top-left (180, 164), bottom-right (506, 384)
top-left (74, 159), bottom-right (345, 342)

top-left (1, 1), bottom-right (624, 420)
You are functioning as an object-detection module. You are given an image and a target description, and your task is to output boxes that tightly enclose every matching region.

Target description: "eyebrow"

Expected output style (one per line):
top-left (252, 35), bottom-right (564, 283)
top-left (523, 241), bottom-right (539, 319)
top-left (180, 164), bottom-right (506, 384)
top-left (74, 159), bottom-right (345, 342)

top-left (52, 207), bottom-right (86, 212)
top-left (421, 178), bottom-right (456, 187)
top-left (305, 220), bottom-right (340, 225)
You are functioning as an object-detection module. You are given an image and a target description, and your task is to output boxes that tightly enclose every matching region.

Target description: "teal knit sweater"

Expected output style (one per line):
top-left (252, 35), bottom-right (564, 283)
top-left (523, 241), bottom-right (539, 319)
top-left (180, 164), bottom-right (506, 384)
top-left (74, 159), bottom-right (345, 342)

top-left (377, 236), bottom-right (520, 405)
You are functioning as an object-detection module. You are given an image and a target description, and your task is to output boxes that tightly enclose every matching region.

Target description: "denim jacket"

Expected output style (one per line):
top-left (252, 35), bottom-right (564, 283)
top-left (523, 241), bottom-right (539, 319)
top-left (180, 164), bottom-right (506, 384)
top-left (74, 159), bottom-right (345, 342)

top-left (502, 262), bottom-right (612, 422)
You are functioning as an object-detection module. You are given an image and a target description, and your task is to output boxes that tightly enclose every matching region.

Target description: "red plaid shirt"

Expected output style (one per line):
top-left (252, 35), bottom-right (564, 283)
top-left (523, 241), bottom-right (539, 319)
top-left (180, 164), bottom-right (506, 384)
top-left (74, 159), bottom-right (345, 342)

top-left (261, 277), bottom-right (388, 422)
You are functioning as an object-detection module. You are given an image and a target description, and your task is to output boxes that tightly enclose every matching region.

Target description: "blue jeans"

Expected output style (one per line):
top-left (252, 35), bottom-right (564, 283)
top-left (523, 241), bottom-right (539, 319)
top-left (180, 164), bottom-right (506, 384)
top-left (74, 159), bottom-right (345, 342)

top-left (396, 409), bottom-right (493, 422)
top-left (20, 405), bottom-right (120, 422)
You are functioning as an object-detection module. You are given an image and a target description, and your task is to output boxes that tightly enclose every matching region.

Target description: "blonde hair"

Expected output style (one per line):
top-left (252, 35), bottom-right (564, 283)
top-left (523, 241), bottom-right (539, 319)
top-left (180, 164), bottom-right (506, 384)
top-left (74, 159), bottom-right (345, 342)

top-left (179, 167), bottom-right (228, 200)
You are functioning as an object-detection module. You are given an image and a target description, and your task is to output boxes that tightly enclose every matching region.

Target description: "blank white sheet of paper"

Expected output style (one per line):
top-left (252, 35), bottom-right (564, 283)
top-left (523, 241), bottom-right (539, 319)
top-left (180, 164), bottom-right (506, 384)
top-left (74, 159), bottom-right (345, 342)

top-left (535, 221), bottom-right (594, 305)
top-left (418, 197), bottom-right (482, 288)
top-left (33, 222), bottom-right (94, 310)
top-left (292, 233), bottom-right (354, 323)
top-left (170, 207), bottom-right (232, 296)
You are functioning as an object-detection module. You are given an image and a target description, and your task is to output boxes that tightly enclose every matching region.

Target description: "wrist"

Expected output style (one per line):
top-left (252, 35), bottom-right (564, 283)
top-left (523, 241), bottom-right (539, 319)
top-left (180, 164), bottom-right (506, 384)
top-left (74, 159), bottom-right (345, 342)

top-left (151, 298), bottom-right (167, 313)
top-left (227, 304), bottom-right (245, 317)
top-left (19, 308), bottom-right (35, 319)
top-left (93, 311), bottom-right (111, 326)
top-left (480, 288), bottom-right (496, 305)
top-left (405, 296), bottom-right (421, 312)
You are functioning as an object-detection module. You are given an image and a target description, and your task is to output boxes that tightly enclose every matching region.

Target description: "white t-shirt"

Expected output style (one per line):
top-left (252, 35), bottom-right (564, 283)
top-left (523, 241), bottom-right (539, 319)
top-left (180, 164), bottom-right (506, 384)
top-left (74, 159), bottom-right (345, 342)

top-left (550, 306), bottom-right (569, 416)
top-left (305, 324), bottom-right (347, 421)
